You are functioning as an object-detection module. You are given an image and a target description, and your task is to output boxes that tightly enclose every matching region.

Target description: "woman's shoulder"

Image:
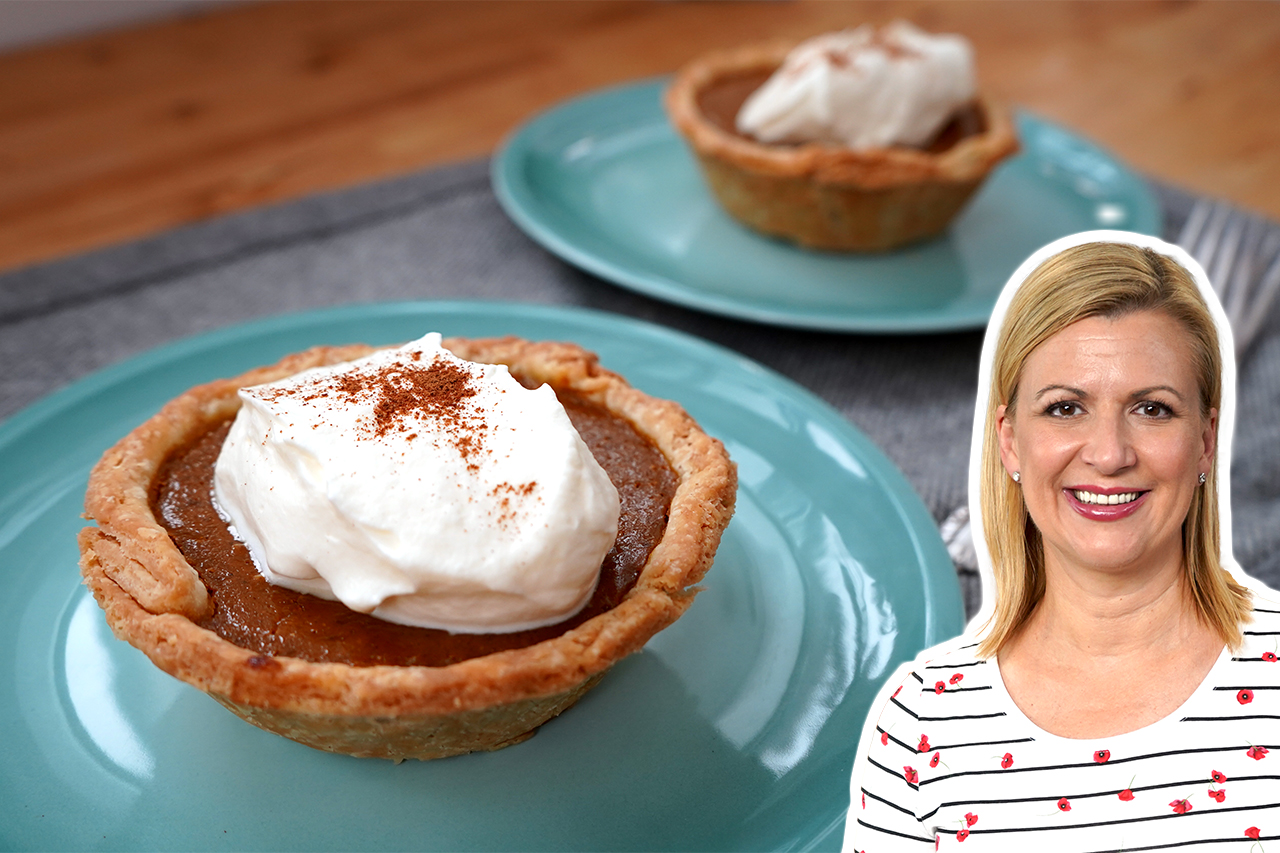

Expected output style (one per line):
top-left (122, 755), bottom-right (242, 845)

top-left (907, 639), bottom-right (996, 695)
top-left (849, 636), bottom-right (1029, 849)
top-left (914, 635), bottom-right (988, 669)
top-left (867, 635), bottom-right (1008, 726)
top-left (1238, 591), bottom-right (1280, 657)
top-left (1246, 588), bottom-right (1280, 620)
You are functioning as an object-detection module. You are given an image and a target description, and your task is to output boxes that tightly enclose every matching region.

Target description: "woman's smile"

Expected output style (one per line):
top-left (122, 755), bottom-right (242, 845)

top-left (997, 309), bottom-right (1216, 578)
top-left (1064, 485), bottom-right (1149, 519)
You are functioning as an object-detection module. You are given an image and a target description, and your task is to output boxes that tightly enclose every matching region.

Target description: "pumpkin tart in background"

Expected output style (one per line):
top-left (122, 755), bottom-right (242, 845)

top-left (666, 23), bottom-right (1020, 252)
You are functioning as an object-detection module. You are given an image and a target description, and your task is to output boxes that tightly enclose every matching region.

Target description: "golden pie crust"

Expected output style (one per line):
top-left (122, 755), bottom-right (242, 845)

top-left (665, 40), bottom-right (1020, 251)
top-left (79, 337), bottom-right (736, 760)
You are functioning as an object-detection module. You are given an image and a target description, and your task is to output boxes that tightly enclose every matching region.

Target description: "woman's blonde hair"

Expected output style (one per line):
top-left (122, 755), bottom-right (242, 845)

top-left (977, 242), bottom-right (1251, 658)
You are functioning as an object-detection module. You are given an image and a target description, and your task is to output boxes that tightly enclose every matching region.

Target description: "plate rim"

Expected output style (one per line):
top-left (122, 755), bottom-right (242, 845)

top-left (491, 78), bottom-right (1163, 334)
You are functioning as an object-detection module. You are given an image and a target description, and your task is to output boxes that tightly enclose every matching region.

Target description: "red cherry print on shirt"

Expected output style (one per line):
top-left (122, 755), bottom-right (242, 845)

top-left (1209, 788), bottom-right (1226, 803)
top-left (918, 735), bottom-right (931, 752)
top-left (935, 837), bottom-right (940, 851)
top-left (1170, 798), bottom-right (1192, 815)
top-left (1094, 749), bottom-right (1111, 763)
top-left (861, 792), bottom-right (866, 809)
top-left (1000, 752), bottom-right (1014, 769)
top-left (1249, 745), bottom-right (1269, 760)
top-left (1119, 789), bottom-right (1135, 801)
top-left (904, 766), bottom-right (919, 784)
top-left (1238, 689), bottom-right (1254, 704)
top-left (1212, 770), bottom-right (1228, 784)
top-left (930, 751), bottom-right (941, 768)
top-left (894, 685), bottom-right (903, 698)
top-left (1246, 827), bottom-right (1261, 840)
top-left (956, 828), bottom-right (970, 842)
top-left (1264, 652), bottom-right (1278, 662)
top-left (965, 812), bottom-right (978, 827)
top-left (950, 673), bottom-right (964, 685)
top-left (1057, 798), bottom-right (1071, 812)
top-left (881, 731), bottom-right (889, 746)
top-left (935, 681), bottom-right (947, 694)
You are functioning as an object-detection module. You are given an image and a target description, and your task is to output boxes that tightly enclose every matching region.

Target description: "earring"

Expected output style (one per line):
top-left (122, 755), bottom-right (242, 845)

top-left (1012, 471), bottom-right (1021, 483)
top-left (1199, 472), bottom-right (1207, 485)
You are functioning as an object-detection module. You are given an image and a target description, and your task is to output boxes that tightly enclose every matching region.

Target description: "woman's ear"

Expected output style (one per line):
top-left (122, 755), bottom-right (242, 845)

top-left (1201, 407), bottom-right (1218, 472)
top-left (997, 403), bottom-right (1020, 477)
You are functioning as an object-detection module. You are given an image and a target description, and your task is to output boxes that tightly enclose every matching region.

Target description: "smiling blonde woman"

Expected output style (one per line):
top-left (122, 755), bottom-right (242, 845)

top-left (844, 232), bottom-right (1279, 851)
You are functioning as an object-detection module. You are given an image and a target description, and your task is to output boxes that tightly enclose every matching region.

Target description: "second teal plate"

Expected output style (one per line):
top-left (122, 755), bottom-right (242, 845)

top-left (493, 79), bottom-right (1161, 332)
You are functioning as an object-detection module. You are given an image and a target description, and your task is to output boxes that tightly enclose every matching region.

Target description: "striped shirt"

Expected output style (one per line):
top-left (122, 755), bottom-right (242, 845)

top-left (844, 604), bottom-right (1280, 851)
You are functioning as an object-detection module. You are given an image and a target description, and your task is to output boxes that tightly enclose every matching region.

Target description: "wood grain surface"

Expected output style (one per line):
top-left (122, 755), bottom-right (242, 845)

top-left (0, 0), bottom-right (1277, 275)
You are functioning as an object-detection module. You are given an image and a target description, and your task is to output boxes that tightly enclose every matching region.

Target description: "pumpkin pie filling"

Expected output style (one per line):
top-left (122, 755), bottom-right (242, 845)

top-left (151, 393), bottom-right (678, 669)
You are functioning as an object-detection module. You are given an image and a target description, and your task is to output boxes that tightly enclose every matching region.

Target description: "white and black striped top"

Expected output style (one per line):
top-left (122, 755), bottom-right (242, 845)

top-left (844, 603), bottom-right (1280, 851)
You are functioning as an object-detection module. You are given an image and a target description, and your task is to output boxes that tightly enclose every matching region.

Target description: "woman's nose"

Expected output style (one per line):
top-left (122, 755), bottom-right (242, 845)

top-left (1080, 413), bottom-right (1137, 473)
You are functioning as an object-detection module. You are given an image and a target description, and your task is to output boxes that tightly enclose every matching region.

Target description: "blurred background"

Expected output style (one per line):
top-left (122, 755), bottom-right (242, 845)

top-left (1, 0), bottom-right (1277, 275)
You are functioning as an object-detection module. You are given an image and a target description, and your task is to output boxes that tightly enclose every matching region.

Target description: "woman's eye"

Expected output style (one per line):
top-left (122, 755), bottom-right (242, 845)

top-left (1046, 402), bottom-right (1080, 417)
top-left (1136, 401), bottom-right (1172, 418)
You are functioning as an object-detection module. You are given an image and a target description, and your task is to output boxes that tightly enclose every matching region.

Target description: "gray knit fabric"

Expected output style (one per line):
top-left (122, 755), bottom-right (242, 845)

top-left (3, 159), bottom-right (1277, 620)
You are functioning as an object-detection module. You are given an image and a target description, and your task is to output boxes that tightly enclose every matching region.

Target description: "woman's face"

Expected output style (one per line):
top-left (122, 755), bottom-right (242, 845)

top-left (997, 309), bottom-right (1216, 580)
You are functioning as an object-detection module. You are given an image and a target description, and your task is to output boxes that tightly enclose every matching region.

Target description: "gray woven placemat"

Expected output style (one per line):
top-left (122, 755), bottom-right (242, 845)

top-left (3, 159), bottom-right (1278, 618)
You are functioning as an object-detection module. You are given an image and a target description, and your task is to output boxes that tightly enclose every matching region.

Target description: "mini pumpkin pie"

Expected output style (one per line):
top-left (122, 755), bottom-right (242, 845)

top-left (78, 336), bottom-right (736, 760)
top-left (665, 23), bottom-right (1020, 251)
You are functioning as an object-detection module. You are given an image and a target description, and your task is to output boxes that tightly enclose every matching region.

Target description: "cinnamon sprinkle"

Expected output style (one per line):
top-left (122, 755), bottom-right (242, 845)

top-left (785, 29), bottom-right (922, 79)
top-left (490, 481), bottom-right (540, 527)
top-left (867, 30), bottom-right (921, 61)
top-left (277, 354), bottom-right (490, 468)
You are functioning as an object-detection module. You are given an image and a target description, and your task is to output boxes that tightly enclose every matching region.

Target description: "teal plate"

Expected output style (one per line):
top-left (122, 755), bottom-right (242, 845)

top-left (0, 302), bottom-right (963, 851)
top-left (493, 79), bottom-right (1162, 332)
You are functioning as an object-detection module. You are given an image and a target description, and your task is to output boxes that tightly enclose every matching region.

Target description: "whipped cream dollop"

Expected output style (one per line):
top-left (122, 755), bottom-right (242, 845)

top-left (736, 22), bottom-right (976, 150)
top-left (212, 333), bottom-right (621, 634)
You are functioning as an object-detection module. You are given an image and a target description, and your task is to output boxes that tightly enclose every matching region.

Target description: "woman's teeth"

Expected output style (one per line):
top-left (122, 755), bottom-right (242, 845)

top-left (1073, 490), bottom-right (1141, 506)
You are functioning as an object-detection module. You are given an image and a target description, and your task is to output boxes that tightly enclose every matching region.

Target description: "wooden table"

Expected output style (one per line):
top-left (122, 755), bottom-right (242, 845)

top-left (1, 0), bottom-right (1277, 276)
